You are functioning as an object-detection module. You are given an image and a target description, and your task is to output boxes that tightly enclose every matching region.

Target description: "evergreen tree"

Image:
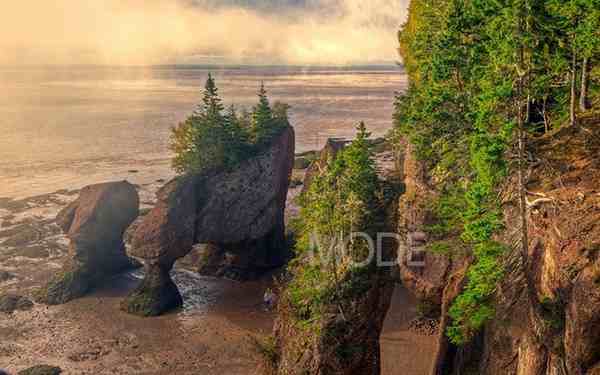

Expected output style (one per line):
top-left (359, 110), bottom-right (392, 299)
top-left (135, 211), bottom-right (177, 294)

top-left (273, 101), bottom-right (292, 125)
top-left (394, 0), bottom-right (600, 346)
top-left (252, 82), bottom-right (274, 143)
top-left (171, 76), bottom-right (289, 175)
top-left (196, 73), bottom-right (224, 119)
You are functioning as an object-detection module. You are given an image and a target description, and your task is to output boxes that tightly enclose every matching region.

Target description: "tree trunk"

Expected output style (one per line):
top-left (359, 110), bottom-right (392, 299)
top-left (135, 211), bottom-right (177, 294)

top-left (542, 97), bottom-right (550, 133)
top-left (570, 51), bottom-right (578, 127)
top-left (580, 57), bottom-right (590, 112)
top-left (517, 75), bottom-right (530, 292)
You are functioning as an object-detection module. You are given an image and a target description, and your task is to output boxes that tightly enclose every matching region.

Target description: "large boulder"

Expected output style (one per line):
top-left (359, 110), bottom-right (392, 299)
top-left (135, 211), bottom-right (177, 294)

top-left (37, 181), bottom-right (139, 305)
top-left (123, 126), bottom-right (295, 316)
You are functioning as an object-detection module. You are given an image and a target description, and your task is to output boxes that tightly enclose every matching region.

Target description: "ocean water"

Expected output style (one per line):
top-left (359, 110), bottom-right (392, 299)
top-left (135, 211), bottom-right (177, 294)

top-left (0, 66), bottom-right (406, 198)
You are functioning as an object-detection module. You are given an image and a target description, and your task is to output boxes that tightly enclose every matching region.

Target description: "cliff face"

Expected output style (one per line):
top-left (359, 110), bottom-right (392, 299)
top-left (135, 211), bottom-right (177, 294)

top-left (481, 121), bottom-right (600, 375)
top-left (123, 126), bottom-right (295, 316)
top-left (272, 270), bottom-right (394, 375)
top-left (267, 139), bottom-right (400, 375)
top-left (397, 120), bottom-right (600, 375)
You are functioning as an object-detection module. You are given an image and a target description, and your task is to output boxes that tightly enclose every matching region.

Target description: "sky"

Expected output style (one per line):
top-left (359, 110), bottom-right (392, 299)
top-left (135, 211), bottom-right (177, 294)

top-left (0, 0), bottom-right (409, 66)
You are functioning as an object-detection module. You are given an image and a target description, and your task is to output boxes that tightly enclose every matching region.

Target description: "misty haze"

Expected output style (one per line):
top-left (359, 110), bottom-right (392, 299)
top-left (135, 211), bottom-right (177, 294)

top-left (1, 1), bottom-right (599, 375)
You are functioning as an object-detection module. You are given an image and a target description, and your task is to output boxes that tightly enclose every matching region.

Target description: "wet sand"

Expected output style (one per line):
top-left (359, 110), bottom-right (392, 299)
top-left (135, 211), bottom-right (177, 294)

top-left (0, 162), bottom-right (436, 374)
top-left (0, 180), bottom-right (277, 374)
top-left (380, 285), bottom-right (437, 375)
top-left (1, 272), bottom-right (436, 374)
top-left (0, 269), bottom-right (275, 374)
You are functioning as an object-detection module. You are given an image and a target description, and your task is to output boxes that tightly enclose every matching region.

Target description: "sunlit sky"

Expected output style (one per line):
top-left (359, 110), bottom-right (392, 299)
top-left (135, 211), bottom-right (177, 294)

top-left (0, 0), bottom-right (408, 66)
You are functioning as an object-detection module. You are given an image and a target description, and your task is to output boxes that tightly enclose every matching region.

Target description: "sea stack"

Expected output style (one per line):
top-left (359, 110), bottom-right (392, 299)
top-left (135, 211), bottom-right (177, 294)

top-left (123, 126), bottom-right (295, 317)
top-left (37, 181), bottom-right (140, 305)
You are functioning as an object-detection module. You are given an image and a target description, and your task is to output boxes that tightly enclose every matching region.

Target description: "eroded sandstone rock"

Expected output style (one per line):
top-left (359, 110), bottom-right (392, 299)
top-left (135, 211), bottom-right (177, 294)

top-left (123, 126), bottom-right (295, 316)
top-left (401, 124), bottom-right (600, 375)
top-left (37, 181), bottom-right (139, 305)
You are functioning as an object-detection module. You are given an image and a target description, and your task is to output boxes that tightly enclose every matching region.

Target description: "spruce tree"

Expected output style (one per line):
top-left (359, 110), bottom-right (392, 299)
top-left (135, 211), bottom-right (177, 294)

top-left (171, 77), bottom-right (289, 174)
top-left (196, 73), bottom-right (224, 119)
top-left (252, 82), bottom-right (274, 143)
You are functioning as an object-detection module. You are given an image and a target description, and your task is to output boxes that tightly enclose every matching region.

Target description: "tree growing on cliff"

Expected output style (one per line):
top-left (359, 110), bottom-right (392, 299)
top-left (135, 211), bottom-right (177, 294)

top-left (289, 122), bottom-right (378, 323)
top-left (171, 76), bottom-right (290, 175)
top-left (251, 83), bottom-right (288, 145)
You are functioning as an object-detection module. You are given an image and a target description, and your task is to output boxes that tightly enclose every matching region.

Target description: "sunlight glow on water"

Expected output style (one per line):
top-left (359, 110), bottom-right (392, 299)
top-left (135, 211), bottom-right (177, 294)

top-left (0, 66), bottom-right (407, 198)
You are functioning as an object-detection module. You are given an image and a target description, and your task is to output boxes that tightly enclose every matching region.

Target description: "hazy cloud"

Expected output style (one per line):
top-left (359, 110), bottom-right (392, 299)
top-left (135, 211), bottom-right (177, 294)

top-left (0, 0), bottom-right (408, 65)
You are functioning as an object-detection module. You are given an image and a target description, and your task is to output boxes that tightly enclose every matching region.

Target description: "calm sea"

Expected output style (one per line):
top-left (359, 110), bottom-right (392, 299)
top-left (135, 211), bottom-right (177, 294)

top-left (0, 66), bottom-right (406, 198)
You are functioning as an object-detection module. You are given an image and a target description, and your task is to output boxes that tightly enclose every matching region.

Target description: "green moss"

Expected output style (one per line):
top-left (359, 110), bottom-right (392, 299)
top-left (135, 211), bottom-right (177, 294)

top-left (121, 275), bottom-right (183, 317)
top-left (35, 269), bottom-right (90, 305)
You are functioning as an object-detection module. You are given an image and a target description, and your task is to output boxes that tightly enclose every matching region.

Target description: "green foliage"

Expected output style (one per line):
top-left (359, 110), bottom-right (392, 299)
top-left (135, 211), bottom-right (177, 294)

top-left (170, 75), bottom-right (289, 174)
top-left (392, 0), bottom-right (600, 344)
top-left (251, 83), bottom-right (288, 145)
top-left (285, 123), bottom-right (379, 326)
top-left (447, 241), bottom-right (506, 344)
top-left (426, 186), bottom-right (467, 238)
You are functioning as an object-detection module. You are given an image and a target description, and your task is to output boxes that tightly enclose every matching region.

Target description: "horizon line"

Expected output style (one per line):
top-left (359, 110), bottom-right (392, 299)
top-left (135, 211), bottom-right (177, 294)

top-left (0, 62), bottom-right (403, 69)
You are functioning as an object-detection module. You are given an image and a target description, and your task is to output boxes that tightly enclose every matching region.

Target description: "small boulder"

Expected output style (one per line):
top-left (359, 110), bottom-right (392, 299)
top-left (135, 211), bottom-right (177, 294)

top-left (0, 270), bottom-right (15, 282)
top-left (0, 294), bottom-right (34, 313)
top-left (18, 365), bottom-right (62, 375)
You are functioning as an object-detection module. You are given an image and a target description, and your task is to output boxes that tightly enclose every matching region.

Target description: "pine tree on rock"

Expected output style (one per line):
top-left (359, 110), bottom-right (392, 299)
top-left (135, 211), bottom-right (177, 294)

top-left (196, 73), bottom-right (224, 119)
top-left (252, 83), bottom-right (275, 143)
top-left (171, 76), bottom-right (290, 175)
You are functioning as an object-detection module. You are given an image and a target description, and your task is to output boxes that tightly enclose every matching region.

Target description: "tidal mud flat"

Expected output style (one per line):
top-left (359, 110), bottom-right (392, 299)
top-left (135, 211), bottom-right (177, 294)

top-left (0, 179), bottom-right (280, 374)
top-left (0, 149), bottom-right (436, 374)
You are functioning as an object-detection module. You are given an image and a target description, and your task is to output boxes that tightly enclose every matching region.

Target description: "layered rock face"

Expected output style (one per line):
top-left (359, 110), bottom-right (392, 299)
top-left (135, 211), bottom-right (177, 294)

top-left (123, 126), bottom-right (295, 316)
top-left (397, 122), bottom-right (600, 375)
top-left (37, 181), bottom-right (139, 305)
top-left (273, 270), bottom-right (394, 375)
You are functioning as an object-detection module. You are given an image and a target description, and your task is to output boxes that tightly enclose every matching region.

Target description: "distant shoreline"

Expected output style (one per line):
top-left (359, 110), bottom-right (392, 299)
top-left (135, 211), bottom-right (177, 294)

top-left (0, 64), bottom-right (404, 71)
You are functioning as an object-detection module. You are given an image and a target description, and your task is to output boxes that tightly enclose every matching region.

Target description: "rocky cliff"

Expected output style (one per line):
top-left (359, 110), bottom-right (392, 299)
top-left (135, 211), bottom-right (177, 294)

top-left (123, 126), bottom-right (295, 317)
top-left (265, 138), bottom-right (401, 375)
top-left (396, 119), bottom-right (600, 375)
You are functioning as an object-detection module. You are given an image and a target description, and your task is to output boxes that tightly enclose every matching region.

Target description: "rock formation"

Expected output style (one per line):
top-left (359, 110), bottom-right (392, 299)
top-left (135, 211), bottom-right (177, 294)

top-left (273, 271), bottom-right (394, 375)
top-left (36, 181), bottom-right (139, 305)
top-left (301, 137), bottom-right (348, 194)
top-left (396, 123), bottom-right (600, 375)
top-left (123, 126), bottom-right (295, 316)
top-left (0, 293), bottom-right (34, 313)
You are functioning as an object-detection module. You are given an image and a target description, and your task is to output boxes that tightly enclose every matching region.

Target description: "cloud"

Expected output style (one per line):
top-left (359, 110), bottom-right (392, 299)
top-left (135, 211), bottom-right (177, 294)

top-left (0, 0), bottom-right (408, 65)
